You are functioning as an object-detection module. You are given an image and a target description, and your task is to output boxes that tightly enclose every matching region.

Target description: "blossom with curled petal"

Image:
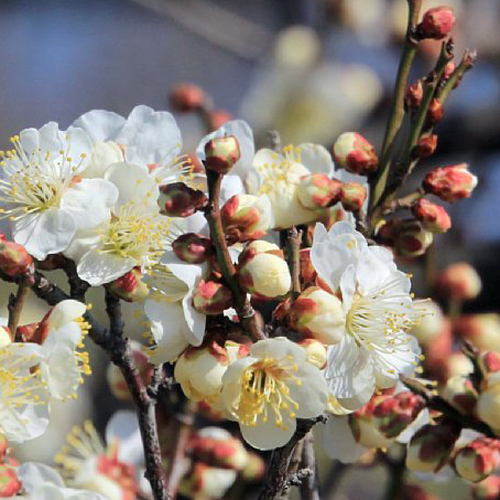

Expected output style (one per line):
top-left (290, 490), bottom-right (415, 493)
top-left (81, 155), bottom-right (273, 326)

top-left (220, 337), bottom-right (328, 450)
top-left (0, 123), bottom-right (118, 259)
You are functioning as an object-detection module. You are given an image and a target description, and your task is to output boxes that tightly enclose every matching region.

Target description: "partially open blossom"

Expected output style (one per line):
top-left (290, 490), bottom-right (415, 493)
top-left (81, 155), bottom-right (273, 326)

top-left (477, 385), bottom-right (500, 433)
top-left (0, 239), bottom-right (34, 278)
top-left (411, 300), bottom-right (445, 345)
top-left (441, 376), bottom-right (478, 415)
top-left (179, 463), bottom-right (237, 500)
top-left (187, 427), bottom-right (248, 471)
top-left (412, 199), bottom-right (451, 233)
top-left (339, 182), bottom-right (367, 212)
top-left (473, 475), bottom-right (500, 500)
top-left (238, 241), bottom-right (291, 299)
top-left (298, 339), bottom-right (327, 369)
top-left (406, 422), bottom-right (461, 473)
top-left (107, 268), bottom-right (149, 302)
top-left (204, 136), bottom-right (241, 175)
top-left (169, 83), bottom-right (206, 112)
top-left (455, 314), bottom-right (500, 352)
top-left (333, 132), bottom-right (378, 175)
top-left (221, 337), bottom-right (328, 449)
top-left (172, 233), bottom-right (213, 264)
top-left (405, 80), bottom-right (423, 111)
top-left (414, 134), bottom-right (438, 159)
top-left (436, 262), bottom-right (482, 301)
top-left (221, 194), bottom-right (273, 242)
top-left (0, 463), bottom-right (21, 497)
top-left (423, 164), bottom-right (478, 203)
top-left (158, 182), bottom-right (207, 217)
top-left (454, 438), bottom-right (500, 483)
top-left (192, 280), bottom-right (233, 315)
top-left (289, 286), bottom-right (346, 344)
top-left (394, 220), bottom-right (434, 257)
top-left (297, 174), bottom-right (342, 209)
top-left (418, 6), bottom-right (456, 40)
top-left (174, 340), bottom-right (249, 404)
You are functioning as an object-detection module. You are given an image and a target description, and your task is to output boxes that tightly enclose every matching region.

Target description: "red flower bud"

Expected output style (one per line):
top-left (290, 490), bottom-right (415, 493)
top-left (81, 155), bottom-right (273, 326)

top-left (107, 268), bottom-right (149, 302)
top-left (442, 375), bottom-right (478, 415)
top-left (0, 464), bottom-right (21, 497)
top-left (473, 475), bottom-right (500, 500)
top-left (339, 182), bottom-right (367, 212)
top-left (0, 240), bottom-right (34, 278)
top-left (423, 164), bottom-right (478, 202)
top-left (405, 80), bottom-right (424, 111)
top-left (455, 438), bottom-right (500, 483)
top-left (297, 174), bottom-right (343, 209)
top-left (333, 132), bottom-right (379, 175)
top-left (204, 135), bottom-right (241, 174)
top-left (394, 220), bottom-right (434, 257)
top-left (173, 233), bottom-right (213, 264)
top-left (443, 61), bottom-right (457, 81)
top-left (478, 351), bottom-right (500, 377)
top-left (426, 98), bottom-right (444, 127)
top-left (436, 262), bottom-right (482, 301)
top-left (413, 134), bottom-right (438, 159)
top-left (412, 199), bottom-right (451, 233)
top-left (418, 6), bottom-right (456, 40)
top-left (192, 280), bottom-right (233, 315)
top-left (159, 182), bottom-right (207, 217)
top-left (169, 83), bottom-right (206, 112)
top-left (299, 248), bottom-right (317, 288)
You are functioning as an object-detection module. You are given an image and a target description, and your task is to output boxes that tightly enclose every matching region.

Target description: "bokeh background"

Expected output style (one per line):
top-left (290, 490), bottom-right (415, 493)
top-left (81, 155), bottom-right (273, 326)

top-left (1, 0), bottom-right (499, 498)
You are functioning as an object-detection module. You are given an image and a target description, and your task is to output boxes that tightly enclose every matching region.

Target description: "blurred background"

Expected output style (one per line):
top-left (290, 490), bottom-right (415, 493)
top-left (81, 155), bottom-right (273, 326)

top-left (1, 0), bottom-right (499, 498)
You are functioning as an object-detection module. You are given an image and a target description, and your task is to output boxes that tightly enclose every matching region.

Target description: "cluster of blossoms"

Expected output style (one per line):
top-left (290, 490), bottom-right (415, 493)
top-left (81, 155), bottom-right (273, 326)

top-left (0, 3), bottom-right (493, 499)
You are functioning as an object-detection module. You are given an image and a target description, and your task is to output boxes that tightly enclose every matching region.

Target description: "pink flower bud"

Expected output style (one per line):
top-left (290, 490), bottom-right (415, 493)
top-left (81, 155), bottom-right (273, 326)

top-left (192, 280), bottom-right (233, 315)
top-left (436, 263), bottom-right (482, 301)
top-left (179, 463), bottom-right (237, 500)
top-left (297, 174), bottom-right (342, 209)
top-left (298, 338), bottom-right (327, 369)
top-left (107, 341), bottom-right (153, 400)
top-left (0, 464), bottom-right (21, 497)
top-left (413, 134), bottom-right (438, 159)
top-left (478, 351), bottom-right (500, 378)
top-left (187, 427), bottom-right (248, 471)
top-left (412, 199), bottom-right (451, 233)
top-left (442, 376), bottom-right (478, 415)
top-left (455, 438), bottom-right (500, 483)
top-left (159, 182), bottom-right (207, 217)
top-left (394, 220), bottom-right (434, 257)
top-left (169, 83), bottom-right (206, 112)
top-left (107, 268), bottom-right (149, 302)
top-left (339, 182), bottom-right (367, 212)
top-left (406, 422), bottom-right (461, 473)
top-left (0, 240), bottom-right (34, 278)
top-left (418, 6), bottom-right (456, 40)
top-left (172, 233), bottom-right (213, 264)
top-left (443, 61), bottom-right (457, 81)
top-left (405, 80), bottom-right (424, 111)
top-left (455, 314), bottom-right (500, 352)
top-left (209, 110), bottom-right (233, 130)
top-left (289, 287), bottom-right (345, 344)
top-left (204, 136), bottom-right (241, 175)
top-left (473, 475), bottom-right (500, 500)
top-left (333, 132), bottom-right (379, 175)
top-left (221, 194), bottom-right (273, 243)
top-left (425, 98), bottom-right (444, 127)
top-left (423, 164), bottom-right (478, 203)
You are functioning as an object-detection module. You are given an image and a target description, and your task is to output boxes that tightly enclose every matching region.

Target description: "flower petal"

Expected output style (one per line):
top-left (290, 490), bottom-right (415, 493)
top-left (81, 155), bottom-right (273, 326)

top-left (71, 110), bottom-right (126, 142)
top-left (77, 250), bottom-right (135, 286)
top-left (297, 143), bottom-right (334, 175)
top-left (240, 415), bottom-right (296, 451)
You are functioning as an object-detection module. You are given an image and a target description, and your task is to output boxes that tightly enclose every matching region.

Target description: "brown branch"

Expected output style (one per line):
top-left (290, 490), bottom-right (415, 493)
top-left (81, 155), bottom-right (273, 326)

top-left (62, 258), bottom-right (90, 301)
top-left (285, 227), bottom-right (302, 300)
top-left (299, 433), bottom-right (320, 500)
top-left (8, 277), bottom-right (30, 335)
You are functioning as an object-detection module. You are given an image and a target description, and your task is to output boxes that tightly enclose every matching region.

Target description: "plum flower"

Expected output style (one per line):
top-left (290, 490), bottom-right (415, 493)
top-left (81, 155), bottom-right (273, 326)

top-left (220, 337), bottom-right (328, 450)
top-left (311, 222), bottom-right (421, 402)
top-left (0, 123), bottom-right (118, 259)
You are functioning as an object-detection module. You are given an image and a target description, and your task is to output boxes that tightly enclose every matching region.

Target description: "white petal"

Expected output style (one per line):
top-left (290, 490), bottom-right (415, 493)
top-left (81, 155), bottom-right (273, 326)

top-left (297, 143), bottom-right (334, 175)
top-left (40, 345), bottom-right (81, 400)
top-left (250, 337), bottom-right (306, 362)
top-left (312, 223), bottom-right (328, 244)
top-left (77, 250), bottom-right (135, 286)
top-left (288, 363), bottom-right (328, 418)
top-left (181, 288), bottom-right (206, 346)
top-left (220, 175), bottom-right (245, 204)
top-left (71, 110), bottom-right (126, 142)
top-left (339, 264), bottom-right (356, 311)
top-left (18, 462), bottom-right (65, 490)
top-left (48, 300), bottom-right (87, 330)
top-left (240, 416), bottom-right (296, 451)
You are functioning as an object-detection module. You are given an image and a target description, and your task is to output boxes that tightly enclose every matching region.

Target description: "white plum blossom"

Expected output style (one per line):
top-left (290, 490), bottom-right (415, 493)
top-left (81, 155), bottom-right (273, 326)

top-left (0, 123), bottom-right (118, 259)
top-left (311, 221), bottom-right (421, 402)
top-left (220, 337), bottom-right (328, 450)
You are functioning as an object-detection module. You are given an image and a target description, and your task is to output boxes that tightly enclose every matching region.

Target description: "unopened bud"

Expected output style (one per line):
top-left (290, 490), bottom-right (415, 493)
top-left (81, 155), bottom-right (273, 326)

top-left (478, 351), bottom-right (500, 378)
top-left (0, 240), bottom-right (34, 278)
top-left (238, 241), bottom-right (291, 299)
top-left (209, 110), bottom-right (233, 130)
top-left (192, 280), bottom-right (233, 315)
top-left (436, 263), bottom-right (482, 301)
top-left (339, 182), bottom-right (367, 212)
top-left (405, 80), bottom-right (424, 111)
top-left (297, 174), bottom-right (342, 209)
top-left (204, 136), bottom-right (241, 175)
top-left (241, 451), bottom-right (265, 481)
top-left (172, 233), bottom-right (213, 264)
top-left (221, 194), bottom-right (273, 243)
top-left (446, 352), bottom-right (474, 378)
top-left (412, 199), bottom-right (451, 233)
top-left (107, 341), bottom-right (153, 400)
top-left (188, 427), bottom-right (248, 471)
top-left (289, 287), bottom-right (345, 344)
top-left (455, 314), bottom-right (500, 353)
top-left (107, 268), bottom-right (149, 302)
top-left (300, 248), bottom-right (317, 287)
top-left (413, 134), bottom-right (438, 159)
top-left (418, 6), bottom-right (456, 40)
top-left (473, 475), bottom-right (500, 500)
top-left (441, 376), bottom-right (478, 415)
top-left (406, 422), bottom-right (460, 473)
top-left (333, 132), bottom-right (379, 175)
top-left (169, 83), bottom-right (206, 112)
top-left (394, 220), bottom-right (434, 257)
top-left (412, 300), bottom-right (444, 345)
top-left (175, 340), bottom-right (249, 404)
top-left (423, 164), bottom-right (478, 203)
top-left (443, 61), bottom-right (457, 81)
top-left (298, 338), bottom-right (327, 369)
top-left (0, 464), bottom-right (21, 497)
top-left (455, 438), bottom-right (500, 483)
top-left (179, 463), bottom-right (237, 500)
top-left (426, 98), bottom-right (444, 127)
top-left (477, 385), bottom-right (500, 432)
top-left (159, 182), bottom-right (207, 217)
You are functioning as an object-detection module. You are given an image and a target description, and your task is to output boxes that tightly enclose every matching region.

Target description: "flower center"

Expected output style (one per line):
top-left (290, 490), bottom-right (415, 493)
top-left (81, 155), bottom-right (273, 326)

top-left (236, 357), bottom-right (300, 429)
top-left (0, 135), bottom-right (86, 221)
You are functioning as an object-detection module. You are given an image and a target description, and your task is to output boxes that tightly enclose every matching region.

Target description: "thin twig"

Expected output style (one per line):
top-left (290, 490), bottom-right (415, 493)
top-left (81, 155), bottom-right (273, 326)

top-left (299, 433), bottom-right (320, 500)
top-left (62, 258), bottom-right (90, 301)
top-left (8, 278), bottom-right (30, 335)
top-left (286, 227), bottom-right (302, 300)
